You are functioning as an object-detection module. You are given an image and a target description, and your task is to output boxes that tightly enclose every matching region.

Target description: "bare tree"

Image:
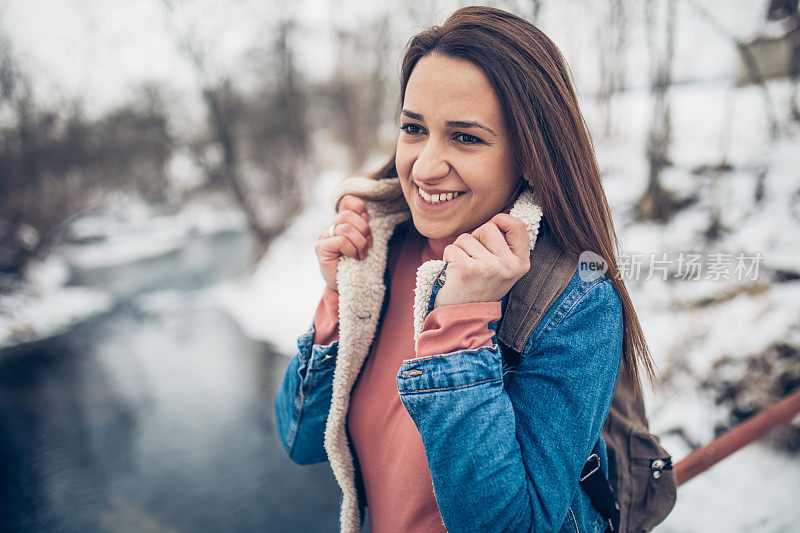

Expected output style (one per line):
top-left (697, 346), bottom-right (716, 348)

top-left (162, 0), bottom-right (307, 261)
top-left (325, 13), bottom-right (394, 170)
top-left (793, 31), bottom-right (800, 122)
top-left (637, 0), bottom-right (683, 222)
top-left (0, 32), bottom-right (100, 274)
top-left (597, 0), bottom-right (628, 138)
top-left (766, 1), bottom-right (800, 123)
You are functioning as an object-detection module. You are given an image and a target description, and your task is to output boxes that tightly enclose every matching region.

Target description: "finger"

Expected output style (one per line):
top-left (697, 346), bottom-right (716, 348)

top-left (338, 195), bottom-right (369, 220)
top-left (334, 224), bottom-right (369, 259)
top-left (489, 213), bottom-right (530, 260)
top-left (335, 210), bottom-right (371, 241)
top-left (329, 235), bottom-right (359, 260)
top-left (315, 221), bottom-right (365, 259)
top-left (471, 222), bottom-right (515, 260)
top-left (318, 214), bottom-right (372, 247)
top-left (453, 233), bottom-right (491, 260)
top-left (314, 236), bottom-right (348, 261)
top-left (443, 242), bottom-right (473, 265)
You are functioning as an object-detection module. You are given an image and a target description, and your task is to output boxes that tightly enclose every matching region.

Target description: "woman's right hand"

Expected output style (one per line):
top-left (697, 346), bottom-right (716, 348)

top-left (314, 195), bottom-right (373, 292)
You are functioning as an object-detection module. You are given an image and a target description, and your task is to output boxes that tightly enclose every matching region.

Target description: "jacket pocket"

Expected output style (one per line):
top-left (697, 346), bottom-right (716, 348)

top-left (627, 430), bottom-right (677, 532)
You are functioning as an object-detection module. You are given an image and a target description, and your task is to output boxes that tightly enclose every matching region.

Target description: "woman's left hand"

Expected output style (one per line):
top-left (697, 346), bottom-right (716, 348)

top-left (433, 213), bottom-right (531, 309)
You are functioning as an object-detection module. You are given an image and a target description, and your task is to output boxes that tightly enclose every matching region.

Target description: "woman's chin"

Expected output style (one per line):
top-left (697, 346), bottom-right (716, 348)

top-left (411, 219), bottom-right (459, 241)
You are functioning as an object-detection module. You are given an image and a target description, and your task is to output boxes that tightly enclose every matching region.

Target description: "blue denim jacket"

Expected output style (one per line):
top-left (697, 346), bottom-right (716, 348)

top-left (275, 177), bottom-right (623, 532)
top-left (276, 265), bottom-right (622, 533)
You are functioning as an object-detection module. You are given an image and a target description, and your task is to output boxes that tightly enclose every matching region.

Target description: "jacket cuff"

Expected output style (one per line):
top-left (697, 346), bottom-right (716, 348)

top-left (312, 285), bottom-right (340, 346)
top-left (415, 301), bottom-right (502, 357)
top-left (398, 346), bottom-right (504, 394)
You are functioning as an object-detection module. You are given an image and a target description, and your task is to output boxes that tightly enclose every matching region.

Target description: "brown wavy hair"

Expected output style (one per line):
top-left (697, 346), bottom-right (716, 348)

top-left (369, 6), bottom-right (655, 389)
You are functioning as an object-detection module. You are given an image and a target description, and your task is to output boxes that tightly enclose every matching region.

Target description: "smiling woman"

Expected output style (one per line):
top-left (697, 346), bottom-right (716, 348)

top-left (396, 54), bottom-right (519, 241)
top-left (275, 6), bottom-right (659, 533)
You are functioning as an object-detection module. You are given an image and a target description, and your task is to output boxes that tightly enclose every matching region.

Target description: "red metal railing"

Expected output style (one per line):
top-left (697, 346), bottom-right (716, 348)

top-left (674, 387), bottom-right (800, 487)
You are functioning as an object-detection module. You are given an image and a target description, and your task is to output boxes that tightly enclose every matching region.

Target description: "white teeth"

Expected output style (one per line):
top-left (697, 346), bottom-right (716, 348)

top-left (419, 188), bottom-right (462, 204)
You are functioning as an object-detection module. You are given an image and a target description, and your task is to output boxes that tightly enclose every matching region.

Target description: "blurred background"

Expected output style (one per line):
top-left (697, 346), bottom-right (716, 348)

top-left (0, 0), bottom-right (798, 531)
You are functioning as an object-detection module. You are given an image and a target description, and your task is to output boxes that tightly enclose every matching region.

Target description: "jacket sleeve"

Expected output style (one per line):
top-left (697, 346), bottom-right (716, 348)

top-left (274, 299), bottom-right (339, 465)
top-left (396, 277), bottom-right (623, 532)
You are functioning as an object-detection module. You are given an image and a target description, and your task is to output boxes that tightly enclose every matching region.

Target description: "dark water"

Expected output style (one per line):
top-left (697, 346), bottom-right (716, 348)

top-left (0, 229), bottom-right (340, 532)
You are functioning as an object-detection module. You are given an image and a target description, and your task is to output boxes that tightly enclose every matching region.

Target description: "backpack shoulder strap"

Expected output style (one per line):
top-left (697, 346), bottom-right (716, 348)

top-left (497, 219), bottom-right (578, 353)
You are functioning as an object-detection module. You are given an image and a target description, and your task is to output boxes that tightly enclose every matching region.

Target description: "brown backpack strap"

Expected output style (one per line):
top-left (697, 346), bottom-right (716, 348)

top-left (497, 221), bottom-right (578, 353)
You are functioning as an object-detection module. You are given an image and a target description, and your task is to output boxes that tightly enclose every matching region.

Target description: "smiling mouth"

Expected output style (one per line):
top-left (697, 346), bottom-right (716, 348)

top-left (418, 187), bottom-right (464, 205)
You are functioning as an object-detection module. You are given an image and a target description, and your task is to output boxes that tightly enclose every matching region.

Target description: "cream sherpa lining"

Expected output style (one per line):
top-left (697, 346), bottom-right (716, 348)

top-left (412, 260), bottom-right (446, 351)
top-left (323, 176), bottom-right (543, 532)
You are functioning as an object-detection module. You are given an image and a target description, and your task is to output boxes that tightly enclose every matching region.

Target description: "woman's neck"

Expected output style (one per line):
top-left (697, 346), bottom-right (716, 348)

top-left (422, 234), bottom-right (459, 262)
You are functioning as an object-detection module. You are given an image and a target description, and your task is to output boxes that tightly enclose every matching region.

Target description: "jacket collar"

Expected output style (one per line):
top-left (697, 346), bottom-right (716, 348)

top-left (323, 175), bottom-right (543, 532)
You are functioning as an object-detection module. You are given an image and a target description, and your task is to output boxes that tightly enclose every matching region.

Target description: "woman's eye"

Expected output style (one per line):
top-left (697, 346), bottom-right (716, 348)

top-left (455, 133), bottom-right (482, 145)
top-left (401, 123), bottom-right (423, 135)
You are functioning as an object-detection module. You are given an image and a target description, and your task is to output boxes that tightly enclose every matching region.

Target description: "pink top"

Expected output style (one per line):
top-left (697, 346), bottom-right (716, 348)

top-left (312, 225), bottom-right (502, 531)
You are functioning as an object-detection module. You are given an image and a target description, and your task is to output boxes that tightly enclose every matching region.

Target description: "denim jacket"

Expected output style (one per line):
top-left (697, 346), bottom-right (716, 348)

top-left (275, 176), bottom-right (623, 533)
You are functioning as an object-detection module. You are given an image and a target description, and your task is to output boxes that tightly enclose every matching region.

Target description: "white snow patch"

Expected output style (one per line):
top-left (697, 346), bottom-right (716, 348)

top-left (0, 283), bottom-right (113, 350)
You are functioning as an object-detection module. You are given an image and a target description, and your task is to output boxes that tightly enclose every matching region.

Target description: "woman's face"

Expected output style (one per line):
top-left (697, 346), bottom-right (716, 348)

top-left (396, 53), bottom-right (519, 241)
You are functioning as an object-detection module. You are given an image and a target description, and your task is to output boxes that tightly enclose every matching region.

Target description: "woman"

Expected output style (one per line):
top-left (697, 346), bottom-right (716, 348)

top-left (276, 6), bottom-right (654, 532)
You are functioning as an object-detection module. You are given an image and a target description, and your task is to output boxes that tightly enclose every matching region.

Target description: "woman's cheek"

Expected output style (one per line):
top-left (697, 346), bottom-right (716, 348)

top-left (395, 142), bottom-right (413, 174)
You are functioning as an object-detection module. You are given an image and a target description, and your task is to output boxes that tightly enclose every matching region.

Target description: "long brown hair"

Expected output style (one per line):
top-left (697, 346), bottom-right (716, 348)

top-left (369, 6), bottom-right (655, 389)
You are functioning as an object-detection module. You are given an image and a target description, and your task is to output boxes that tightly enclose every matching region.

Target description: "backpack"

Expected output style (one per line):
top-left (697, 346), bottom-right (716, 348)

top-left (497, 220), bottom-right (677, 532)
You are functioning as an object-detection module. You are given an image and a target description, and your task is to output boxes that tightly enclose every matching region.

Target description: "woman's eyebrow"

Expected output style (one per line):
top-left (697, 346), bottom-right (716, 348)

top-left (446, 120), bottom-right (497, 137)
top-left (401, 109), bottom-right (424, 120)
top-left (401, 109), bottom-right (498, 137)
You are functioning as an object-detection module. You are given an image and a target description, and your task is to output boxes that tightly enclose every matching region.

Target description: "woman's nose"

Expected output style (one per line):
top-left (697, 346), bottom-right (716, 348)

top-left (412, 140), bottom-right (449, 181)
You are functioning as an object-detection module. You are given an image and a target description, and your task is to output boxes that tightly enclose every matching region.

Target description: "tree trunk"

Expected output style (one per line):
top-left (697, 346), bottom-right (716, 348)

top-left (638, 0), bottom-right (679, 222)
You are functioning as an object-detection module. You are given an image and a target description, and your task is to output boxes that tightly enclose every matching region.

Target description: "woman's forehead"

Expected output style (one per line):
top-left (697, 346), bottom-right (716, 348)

top-left (403, 54), bottom-right (503, 126)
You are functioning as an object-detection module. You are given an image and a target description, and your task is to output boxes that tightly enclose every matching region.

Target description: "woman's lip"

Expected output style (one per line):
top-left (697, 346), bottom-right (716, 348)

top-left (414, 184), bottom-right (465, 211)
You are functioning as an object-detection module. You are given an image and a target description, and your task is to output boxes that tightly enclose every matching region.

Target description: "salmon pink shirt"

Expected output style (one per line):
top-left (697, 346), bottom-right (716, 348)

top-left (313, 224), bottom-right (501, 532)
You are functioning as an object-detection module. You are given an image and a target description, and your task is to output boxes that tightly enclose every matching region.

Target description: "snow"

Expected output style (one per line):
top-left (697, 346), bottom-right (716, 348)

top-left (63, 191), bottom-right (246, 269)
top-left (0, 255), bottom-right (113, 349)
top-left (588, 77), bottom-right (800, 529)
top-left (658, 441), bottom-right (800, 532)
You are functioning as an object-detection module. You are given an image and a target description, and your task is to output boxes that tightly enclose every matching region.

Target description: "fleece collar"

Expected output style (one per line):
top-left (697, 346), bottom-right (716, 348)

top-left (323, 176), bottom-right (543, 532)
